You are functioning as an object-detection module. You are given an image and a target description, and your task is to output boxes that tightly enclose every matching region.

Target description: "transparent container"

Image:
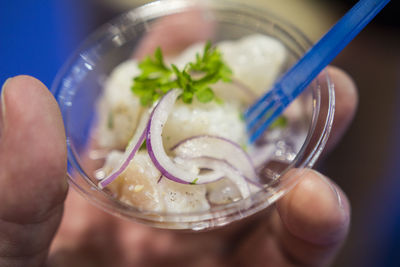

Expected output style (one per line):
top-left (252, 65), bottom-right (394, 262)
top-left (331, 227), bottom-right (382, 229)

top-left (52, 0), bottom-right (334, 230)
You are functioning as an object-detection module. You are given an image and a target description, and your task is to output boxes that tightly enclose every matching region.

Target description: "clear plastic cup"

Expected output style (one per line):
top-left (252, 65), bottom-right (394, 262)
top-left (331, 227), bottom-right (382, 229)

top-left (52, 0), bottom-right (334, 230)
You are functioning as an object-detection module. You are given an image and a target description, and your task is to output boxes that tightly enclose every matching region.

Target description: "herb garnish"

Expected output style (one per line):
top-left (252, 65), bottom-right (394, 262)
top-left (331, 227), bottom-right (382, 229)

top-left (139, 139), bottom-right (147, 151)
top-left (190, 178), bottom-right (199, 185)
top-left (107, 112), bottom-right (114, 129)
top-left (131, 42), bottom-right (232, 106)
top-left (270, 116), bottom-right (288, 129)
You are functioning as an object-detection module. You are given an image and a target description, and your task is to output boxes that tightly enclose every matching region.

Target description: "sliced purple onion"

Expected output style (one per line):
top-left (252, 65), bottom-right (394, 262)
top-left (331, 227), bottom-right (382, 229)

top-left (171, 135), bottom-right (258, 182)
top-left (98, 87), bottom-right (261, 200)
top-left (177, 156), bottom-right (251, 198)
top-left (147, 89), bottom-right (224, 185)
top-left (98, 111), bottom-right (150, 189)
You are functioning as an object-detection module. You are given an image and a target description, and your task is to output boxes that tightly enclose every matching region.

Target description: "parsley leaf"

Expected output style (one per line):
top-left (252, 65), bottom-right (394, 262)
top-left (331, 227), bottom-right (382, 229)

top-left (139, 139), bottom-right (147, 150)
top-left (107, 112), bottom-right (114, 129)
top-left (189, 41), bottom-right (232, 83)
top-left (131, 42), bottom-right (232, 106)
top-left (270, 116), bottom-right (288, 129)
top-left (195, 87), bottom-right (214, 103)
top-left (190, 178), bottom-right (199, 185)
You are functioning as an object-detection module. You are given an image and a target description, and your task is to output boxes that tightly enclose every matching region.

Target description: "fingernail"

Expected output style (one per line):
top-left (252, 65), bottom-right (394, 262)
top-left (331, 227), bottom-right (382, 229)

top-left (312, 169), bottom-right (344, 210)
top-left (0, 78), bottom-right (12, 138)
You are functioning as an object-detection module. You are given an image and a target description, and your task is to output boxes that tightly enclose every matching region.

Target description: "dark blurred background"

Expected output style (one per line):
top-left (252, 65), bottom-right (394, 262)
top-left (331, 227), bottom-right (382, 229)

top-left (1, 0), bottom-right (399, 266)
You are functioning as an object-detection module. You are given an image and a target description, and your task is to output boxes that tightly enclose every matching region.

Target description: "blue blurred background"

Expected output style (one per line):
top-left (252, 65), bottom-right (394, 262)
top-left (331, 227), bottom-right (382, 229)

top-left (0, 0), bottom-right (93, 87)
top-left (0, 0), bottom-right (399, 266)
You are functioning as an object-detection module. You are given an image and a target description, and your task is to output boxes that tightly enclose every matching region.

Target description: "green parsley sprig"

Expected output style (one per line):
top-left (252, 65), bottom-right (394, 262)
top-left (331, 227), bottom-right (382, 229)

top-left (131, 42), bottom-right (232, 106)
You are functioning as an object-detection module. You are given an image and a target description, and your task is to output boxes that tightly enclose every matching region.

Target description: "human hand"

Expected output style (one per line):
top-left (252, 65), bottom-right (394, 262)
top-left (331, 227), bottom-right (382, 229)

top-left (0, 69), bottom-right (356, 267)
top-left (0, 10), bottom-right (357, 267)
top-left (0, 76), bottom-right (68, 266)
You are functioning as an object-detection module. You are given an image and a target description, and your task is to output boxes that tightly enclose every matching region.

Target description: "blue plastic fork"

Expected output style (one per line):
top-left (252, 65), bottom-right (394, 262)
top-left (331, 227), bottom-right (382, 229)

top-left (245, 0), bottom-right (390, 143)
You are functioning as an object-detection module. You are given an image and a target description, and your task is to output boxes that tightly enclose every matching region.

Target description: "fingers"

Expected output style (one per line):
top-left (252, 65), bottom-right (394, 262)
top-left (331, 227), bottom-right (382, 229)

top-left (275, 169), bottom-right (350, 266)
top-left (0, 76), bottom-right (68, 266)
top-left (133, 8), bottom-right (215, 58)
top-left (325, 66), bottom-right (358, 151)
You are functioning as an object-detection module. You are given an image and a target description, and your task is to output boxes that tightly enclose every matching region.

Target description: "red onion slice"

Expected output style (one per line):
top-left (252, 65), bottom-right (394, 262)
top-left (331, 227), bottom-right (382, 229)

top-left (171, 135), bottom-right (258, 182)
top-left (147, 89), bottom-right (226, 185)
top-left (98, 111), bottom-right (150, 189)
top-left (177, 156), bottom-right (251, 198)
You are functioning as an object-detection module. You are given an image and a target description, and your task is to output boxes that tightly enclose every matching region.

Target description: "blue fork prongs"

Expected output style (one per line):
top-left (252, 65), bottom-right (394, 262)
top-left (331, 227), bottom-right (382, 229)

top-left (244, 88), bottom-right (274, 120)
top-left (248, 103), bottom-right (285, 144)
top-left (245, 90), bottom-right (276, 131)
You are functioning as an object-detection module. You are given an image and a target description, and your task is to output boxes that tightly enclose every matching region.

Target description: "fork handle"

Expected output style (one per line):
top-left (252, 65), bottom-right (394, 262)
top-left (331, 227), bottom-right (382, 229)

top-left (254, 0), bottom-right (390, 109)
top-left (281, 0), bottom-right (390, 100)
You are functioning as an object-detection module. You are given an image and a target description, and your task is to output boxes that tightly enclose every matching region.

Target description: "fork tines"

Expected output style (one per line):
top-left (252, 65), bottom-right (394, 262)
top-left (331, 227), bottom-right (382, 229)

top-left (245, 87), bottom-right (289, 143)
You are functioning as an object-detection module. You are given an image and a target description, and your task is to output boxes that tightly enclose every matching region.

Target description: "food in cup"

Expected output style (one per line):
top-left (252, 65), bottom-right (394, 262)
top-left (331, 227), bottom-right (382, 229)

top-left (91, 34), bottom-right (307, 213)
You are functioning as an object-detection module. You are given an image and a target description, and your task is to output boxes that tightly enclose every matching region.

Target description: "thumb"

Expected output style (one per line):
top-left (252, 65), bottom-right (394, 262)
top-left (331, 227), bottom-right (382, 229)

top-left (275, 169), bottom-right (350, 266)
top-left (0, 76), bottom-right (68, 266)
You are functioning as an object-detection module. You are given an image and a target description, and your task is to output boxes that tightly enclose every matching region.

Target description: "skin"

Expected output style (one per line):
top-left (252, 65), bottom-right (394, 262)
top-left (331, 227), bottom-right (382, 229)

top-left (0, 69), bottom-right (356, 267)
top-left (0, 10), bottom-right (358, 267)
